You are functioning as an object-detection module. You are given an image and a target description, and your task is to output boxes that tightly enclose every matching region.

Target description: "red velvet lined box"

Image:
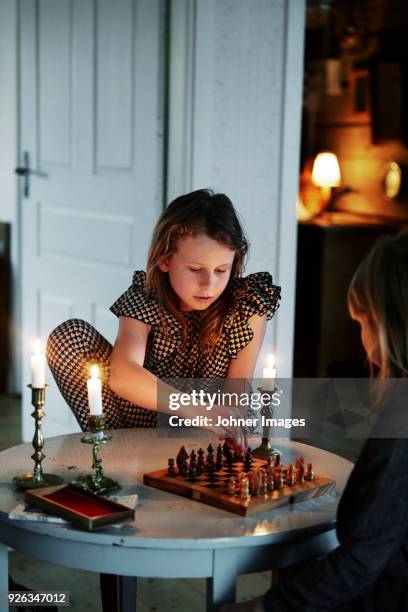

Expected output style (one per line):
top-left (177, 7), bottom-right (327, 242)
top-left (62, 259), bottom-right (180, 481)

top-left (25, 484), bottom-right (135, 530)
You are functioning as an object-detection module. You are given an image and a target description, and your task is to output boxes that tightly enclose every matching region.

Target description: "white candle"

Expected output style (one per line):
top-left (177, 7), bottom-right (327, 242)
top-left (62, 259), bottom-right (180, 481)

top-left (87, 365), bottom-right (103, 415)
top-left (31, 339), bottom-right (46, 388)
top-left (262, 354), bottom-right (277, 391)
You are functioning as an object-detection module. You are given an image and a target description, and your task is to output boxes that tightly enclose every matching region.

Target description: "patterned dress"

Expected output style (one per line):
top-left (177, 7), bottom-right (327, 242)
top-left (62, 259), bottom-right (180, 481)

top-left (47, 271), bottom-right (280, 431)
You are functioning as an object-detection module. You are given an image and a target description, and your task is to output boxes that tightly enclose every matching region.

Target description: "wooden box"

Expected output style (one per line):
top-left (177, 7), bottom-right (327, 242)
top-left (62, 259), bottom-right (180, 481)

top-left (25, 484), bottom-right (135, 530)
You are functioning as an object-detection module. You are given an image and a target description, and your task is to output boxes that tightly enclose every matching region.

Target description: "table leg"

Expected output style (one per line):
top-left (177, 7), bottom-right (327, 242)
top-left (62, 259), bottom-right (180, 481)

top-left (207, 549), bottom-right (237, 611)
top-left (0, 542), bottom-right (8, 612)
top-left (119, 576), bottom-right (137, 612)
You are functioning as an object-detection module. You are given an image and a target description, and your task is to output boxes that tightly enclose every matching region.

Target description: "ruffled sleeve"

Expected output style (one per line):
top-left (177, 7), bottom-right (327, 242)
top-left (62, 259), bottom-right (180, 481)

top-left (110, 271), bottom-right (163, 327)
top-left (226, 272), bottom-right (281, 358)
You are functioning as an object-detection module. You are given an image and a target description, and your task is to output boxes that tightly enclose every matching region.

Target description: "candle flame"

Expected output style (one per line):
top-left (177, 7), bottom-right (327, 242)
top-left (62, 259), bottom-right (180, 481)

top-left (90, 365), bottom-right (99, 379)
top-left (266, 354), bottom-right (275, 369)
top-left (33, 338), bottom-right (42, 356)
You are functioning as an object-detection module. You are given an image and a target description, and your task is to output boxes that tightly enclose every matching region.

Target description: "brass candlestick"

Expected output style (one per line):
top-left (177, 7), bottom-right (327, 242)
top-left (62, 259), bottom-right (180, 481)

top-left (70, 414), bottom-right (120, 495)
top-left (252, 387), bottom-right (281, 460)
top-left (14, 385), bottom-right (65, 490)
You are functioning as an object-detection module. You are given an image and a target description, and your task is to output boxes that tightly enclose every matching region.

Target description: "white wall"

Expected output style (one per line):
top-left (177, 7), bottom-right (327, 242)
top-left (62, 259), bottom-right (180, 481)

top-left (4, 0), bottom-right (305, 397)
top-left (0, 0), bottom-right (19, 394)
top-left (168, 0), bottom-right (305, 378)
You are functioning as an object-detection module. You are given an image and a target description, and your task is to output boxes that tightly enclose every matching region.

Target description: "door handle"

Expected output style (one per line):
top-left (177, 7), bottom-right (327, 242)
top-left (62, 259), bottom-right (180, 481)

top-left (14, 151), bottom-right (31, 197)
top-left (15, 151), bottom-right (48, 198)
top-left (15, 166), bottom-right (30, 176)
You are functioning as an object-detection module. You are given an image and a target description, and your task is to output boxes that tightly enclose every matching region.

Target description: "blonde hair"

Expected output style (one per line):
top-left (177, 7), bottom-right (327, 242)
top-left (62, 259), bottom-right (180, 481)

top-left (146, 189), bottom-right (248, 354)
top-left (348, 233), bottom-right (408, 379)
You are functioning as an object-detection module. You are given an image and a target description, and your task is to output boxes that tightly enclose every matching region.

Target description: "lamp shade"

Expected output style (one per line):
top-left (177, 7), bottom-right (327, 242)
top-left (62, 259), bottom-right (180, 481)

top-left (311, 152), bottom-right (341, 188)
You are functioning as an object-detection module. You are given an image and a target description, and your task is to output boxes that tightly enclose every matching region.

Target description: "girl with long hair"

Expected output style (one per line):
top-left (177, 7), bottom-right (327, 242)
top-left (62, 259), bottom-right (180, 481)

top-left (47, 189), bottom-right (280, 445)
top-left (221, 233), bottom-right (408, 611)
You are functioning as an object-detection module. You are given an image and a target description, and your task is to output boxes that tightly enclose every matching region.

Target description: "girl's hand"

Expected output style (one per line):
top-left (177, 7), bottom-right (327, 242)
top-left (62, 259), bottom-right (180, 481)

top-left (210, 405), bottom-right (249, 450)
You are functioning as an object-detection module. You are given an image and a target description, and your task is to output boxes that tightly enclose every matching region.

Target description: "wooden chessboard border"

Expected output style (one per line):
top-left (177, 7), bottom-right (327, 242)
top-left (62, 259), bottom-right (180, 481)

top-left (143, 464), bottom-right (336, 517)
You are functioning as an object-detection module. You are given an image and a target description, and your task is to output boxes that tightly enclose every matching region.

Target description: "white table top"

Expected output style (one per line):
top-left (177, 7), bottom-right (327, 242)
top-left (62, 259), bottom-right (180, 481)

top-left (0, 430), bottom-right (353, 550)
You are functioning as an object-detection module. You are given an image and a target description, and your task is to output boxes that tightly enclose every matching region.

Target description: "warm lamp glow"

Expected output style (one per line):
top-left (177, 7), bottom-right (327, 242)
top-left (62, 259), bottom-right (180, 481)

top-left (383, 162), bottom-right (401, 199)
top-left (311, 152), bottom-right (341, 188)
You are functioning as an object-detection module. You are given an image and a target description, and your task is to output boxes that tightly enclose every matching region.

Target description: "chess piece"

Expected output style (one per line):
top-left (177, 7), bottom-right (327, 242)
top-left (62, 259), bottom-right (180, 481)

top-left (286, 463), bottom-right (295, 486)
top-left (168, 458), bottom-right (176, 477)
top-left (189, 450), bottom-right (197, 480)
top-left (176, 446), bottom-right (189, 476)
top-left (274, 468), bottom-right (283, 490)
top-left (295, 456), bottom-right (305, 483)
top-left (227, 476), bottom-right (237, 496)
top-left (266, 469), bottom-right (275, 492)
top-left (189, 449), bottom-right (197, 468)
top-left (222, 440), bottom-right (232, 458)
top-left (251, 470), bottom-right (260, 495)
top-left (279, 470), bottom-right (285, 489)
top-left (197, 448), bottom-right (205, 475)
top-left (305, 462), bottom-right (314, 481)
top-left (258, 467), bottom-right (267, 495)
top-left (207, 444), bottom-right (214, 467)
top-left (216, 444), bottom-right (223, 470)
top-left (274, 454), bottom-right (281, 469)
top-left (234, 445), bottom-right (244, 462)
top-left (225, 447), bottom-right (234, 469)
top-left (240, 476), bottom-right (250, 499)
top-left (244, 448), bottom-right (253, 471)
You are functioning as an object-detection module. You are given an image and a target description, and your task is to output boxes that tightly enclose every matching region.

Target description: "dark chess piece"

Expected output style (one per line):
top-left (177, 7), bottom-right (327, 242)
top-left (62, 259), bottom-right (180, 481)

top-left (222, 440), bottom-right (235, 458)
top-left (197, 448), bottom-right (205, 475)
top-left (234, 445), bottom-right (244, 462)
top-left (206, 444), bottom-right (215, 471)
top-left (244, 447), bottom-right (253, 471)
top-left (188, 464), bottom-right (197, 482)
top-left (168, 458), bottom-right (176, 476)
top-left (176, 446), bottom-right (189, 476)
top-left (225, 447), bottom-right (234, 469)
top-left (189, 449), bottom-right (197, 468)
top-left (216, 444), bottom-right (224, 470)
top-left (189, 450), bottom-right (197, 478)
top-left (274, 454), bottom-right (281, 469)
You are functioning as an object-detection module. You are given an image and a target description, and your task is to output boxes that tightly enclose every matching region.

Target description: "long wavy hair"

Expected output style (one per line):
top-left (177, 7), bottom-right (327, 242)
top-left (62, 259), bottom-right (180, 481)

top-left (348, 232), bottom-right (408, 379)
top-left (146, 189), bottom-right (249, 354)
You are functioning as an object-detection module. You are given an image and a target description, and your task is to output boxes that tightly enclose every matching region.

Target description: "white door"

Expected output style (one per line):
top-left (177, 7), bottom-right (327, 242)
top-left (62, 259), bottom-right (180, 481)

top-left (19, 0), bottom-right (165, 439)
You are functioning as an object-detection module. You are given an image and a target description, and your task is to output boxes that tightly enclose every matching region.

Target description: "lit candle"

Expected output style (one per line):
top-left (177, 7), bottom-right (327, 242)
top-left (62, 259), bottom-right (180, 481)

top-left (262, 354), bottom-right (277, 391)
top-left (87, 365), bottom-right (103, 415)
top-left (31, 339), bottom-right (46, 388)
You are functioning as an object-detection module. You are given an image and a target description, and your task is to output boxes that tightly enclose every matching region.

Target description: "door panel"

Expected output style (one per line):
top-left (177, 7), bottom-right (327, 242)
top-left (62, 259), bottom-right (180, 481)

top-left (20, 0), bottom-right (164, 439)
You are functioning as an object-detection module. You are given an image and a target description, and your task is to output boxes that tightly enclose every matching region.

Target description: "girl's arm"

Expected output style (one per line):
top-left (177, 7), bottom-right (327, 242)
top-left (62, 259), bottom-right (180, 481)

top-left (109, 316), bottom-right (247, 446)
top-left (226, 313), bottom-right (267, 380)
top-left (109, 316), bottom-right (158, 410)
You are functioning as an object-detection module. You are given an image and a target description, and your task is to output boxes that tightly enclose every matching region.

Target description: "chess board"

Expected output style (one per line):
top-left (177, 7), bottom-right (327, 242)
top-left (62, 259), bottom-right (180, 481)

top-left (143, 456), bottom-right (336, 517)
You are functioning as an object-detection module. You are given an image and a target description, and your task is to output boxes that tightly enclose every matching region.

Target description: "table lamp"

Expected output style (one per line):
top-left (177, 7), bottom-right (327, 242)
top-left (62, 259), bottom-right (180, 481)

top-left (311, 152), bottom-right (341, 213)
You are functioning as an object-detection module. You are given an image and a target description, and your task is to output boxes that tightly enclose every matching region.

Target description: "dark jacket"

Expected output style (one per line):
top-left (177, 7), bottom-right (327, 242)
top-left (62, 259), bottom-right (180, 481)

top-left (264, 416), bottom-right (408, 611)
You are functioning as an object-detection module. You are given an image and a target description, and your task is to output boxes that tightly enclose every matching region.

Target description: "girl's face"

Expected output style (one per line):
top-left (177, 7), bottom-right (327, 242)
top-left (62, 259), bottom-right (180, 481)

top-left (158, 233), bottom-right (235, 311)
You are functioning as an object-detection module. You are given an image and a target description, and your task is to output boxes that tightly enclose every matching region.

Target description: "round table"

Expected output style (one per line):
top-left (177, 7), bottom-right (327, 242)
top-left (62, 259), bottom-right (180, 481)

top-left (0, 430), bottom-right (353, 611)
